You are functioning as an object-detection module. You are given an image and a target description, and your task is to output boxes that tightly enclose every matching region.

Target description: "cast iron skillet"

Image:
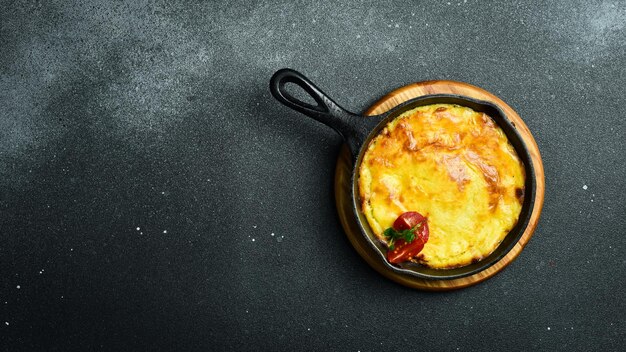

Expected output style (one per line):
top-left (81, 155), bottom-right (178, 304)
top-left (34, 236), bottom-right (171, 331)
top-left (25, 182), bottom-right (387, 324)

top-left (270, 68), bottom-right (536, 280)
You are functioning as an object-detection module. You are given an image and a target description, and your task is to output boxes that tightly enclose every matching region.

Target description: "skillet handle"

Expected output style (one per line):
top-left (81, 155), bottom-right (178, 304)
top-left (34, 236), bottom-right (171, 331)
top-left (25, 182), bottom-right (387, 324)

top-left (270, 68), bottom-right (372, 156)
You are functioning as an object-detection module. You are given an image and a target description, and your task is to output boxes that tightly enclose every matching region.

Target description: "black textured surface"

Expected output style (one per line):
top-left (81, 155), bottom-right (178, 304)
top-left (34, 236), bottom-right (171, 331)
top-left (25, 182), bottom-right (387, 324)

top-left (1, 0), bottom-right (625, 351)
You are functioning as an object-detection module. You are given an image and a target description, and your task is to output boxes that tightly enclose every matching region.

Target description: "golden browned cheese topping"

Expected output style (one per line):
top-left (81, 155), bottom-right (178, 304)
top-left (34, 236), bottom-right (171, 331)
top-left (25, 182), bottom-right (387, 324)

top-left (358, 104), bottom-right (525, 269)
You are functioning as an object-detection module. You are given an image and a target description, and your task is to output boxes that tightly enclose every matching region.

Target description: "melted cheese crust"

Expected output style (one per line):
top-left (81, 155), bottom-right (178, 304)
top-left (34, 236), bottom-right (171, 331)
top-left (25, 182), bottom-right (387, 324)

top-left (359, 104), bottom-right (525, 269)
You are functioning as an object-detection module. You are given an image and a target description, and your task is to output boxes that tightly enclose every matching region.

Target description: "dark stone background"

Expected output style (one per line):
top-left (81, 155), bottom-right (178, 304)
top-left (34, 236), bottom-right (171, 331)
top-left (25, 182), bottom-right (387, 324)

top-left (1, 0), bottom-right (624, 351)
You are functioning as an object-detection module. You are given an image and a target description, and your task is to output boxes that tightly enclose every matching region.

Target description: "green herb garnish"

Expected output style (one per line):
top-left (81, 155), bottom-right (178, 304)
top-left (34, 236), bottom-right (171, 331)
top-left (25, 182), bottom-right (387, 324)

top-left (383, 221), bottom-right (424, 250)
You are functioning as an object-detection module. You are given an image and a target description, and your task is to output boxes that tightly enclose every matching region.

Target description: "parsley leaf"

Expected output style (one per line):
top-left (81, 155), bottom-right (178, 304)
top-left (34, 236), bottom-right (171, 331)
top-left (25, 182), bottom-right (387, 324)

top-left (382, 221), bottom-right (424, 249)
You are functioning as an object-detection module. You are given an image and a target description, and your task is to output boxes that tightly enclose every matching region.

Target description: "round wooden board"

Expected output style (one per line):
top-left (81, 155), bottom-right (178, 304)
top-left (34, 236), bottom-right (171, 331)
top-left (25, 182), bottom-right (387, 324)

top-left (334, 80), bottom-right (545, 291)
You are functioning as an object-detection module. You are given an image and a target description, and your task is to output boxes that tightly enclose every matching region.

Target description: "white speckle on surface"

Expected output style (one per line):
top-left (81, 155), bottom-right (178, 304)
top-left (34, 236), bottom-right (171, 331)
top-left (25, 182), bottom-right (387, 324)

top-left (70, 248), bottom-right (73, 251)
top-left (4, 322), bottom-right (8, 326)
top-left (545, 2), bottom-right (625, 63)
top-left (270, 232), bottom-right (275, 236)
top-left (394, 23), bottom-right (399, 28)
top-left (251, 238), bottom-right (255, 242)
top-left (163, 230), bottom-right (167, 234)
top-left (253, 225), bottom-right (257, 229)
top-left (312, 19), bottom-right (316, 23)
top-left (16, 285), bottom-right (20, 289)
top-left (136, 227), bottom-right (140, 230)
top-left (583, 185), bottom-right (588, 190)
top-left (307, 328), bottom-right (310, 331)
top-left (547, 327), bottom-right (551, 330)
top-left (161, 191), bottom-right (165, 195)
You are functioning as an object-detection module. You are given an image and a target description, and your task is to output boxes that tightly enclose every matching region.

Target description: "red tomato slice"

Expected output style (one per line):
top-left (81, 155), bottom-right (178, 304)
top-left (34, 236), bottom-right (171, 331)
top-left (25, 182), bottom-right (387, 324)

top-left (393, 211), bottom-right (429, 243)
top-left (387, 237), bottom-right (425, 264)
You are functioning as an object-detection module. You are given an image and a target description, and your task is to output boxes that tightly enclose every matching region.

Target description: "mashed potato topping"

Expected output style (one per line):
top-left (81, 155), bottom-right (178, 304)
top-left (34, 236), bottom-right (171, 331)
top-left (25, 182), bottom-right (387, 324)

top-left (358, 104), bottom-right (524, 269)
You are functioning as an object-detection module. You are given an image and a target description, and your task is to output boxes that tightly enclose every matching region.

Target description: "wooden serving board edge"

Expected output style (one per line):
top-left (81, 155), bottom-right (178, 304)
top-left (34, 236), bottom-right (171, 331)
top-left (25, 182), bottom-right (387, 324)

top-left (334, 80), bottom-right (545, 291)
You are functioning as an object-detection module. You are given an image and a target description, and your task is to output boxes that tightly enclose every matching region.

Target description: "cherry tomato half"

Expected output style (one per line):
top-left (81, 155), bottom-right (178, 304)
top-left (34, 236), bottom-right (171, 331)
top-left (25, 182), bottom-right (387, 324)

top-left (387, 237), bottom-right (425, 264)
top-left (393, 211), bottom-right (429, 243)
